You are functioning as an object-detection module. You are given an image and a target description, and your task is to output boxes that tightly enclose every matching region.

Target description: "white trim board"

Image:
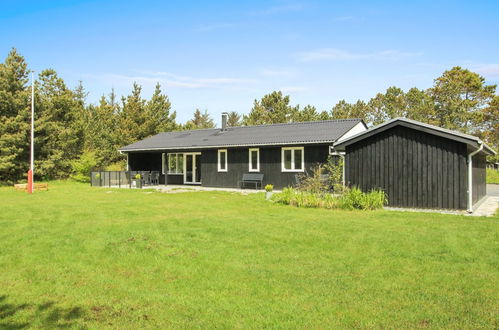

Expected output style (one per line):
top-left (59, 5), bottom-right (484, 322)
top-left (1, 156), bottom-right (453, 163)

top-left (281, 146), bottom-right (304, 172)
top-left (217, 149), bottom-right (228, 172)
top-left (248, 148), bottom-right (260, 172)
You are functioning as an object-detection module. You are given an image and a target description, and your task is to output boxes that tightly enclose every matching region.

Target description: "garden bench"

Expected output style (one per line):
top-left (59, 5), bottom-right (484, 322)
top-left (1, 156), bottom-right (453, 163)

top-left (14, 183), bottom-right (48, 191)
top-left (239, 173), bottom-right (264, 189)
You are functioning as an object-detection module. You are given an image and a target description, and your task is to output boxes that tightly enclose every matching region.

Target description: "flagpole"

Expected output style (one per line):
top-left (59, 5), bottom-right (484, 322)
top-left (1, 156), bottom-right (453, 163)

top-left (28, 72), bottom-right (34, 194)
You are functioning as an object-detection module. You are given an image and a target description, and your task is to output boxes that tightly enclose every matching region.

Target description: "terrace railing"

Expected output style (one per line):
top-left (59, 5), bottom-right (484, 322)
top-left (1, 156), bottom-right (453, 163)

top-left (90, 171), bottom-right (160, 188)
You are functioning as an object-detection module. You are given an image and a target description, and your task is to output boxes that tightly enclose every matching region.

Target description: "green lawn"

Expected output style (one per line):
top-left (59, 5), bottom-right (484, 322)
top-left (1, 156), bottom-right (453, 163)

top-left (0, 182), bottom-right (497, 329)
top-left (487, 168), bottom-right (499, 184)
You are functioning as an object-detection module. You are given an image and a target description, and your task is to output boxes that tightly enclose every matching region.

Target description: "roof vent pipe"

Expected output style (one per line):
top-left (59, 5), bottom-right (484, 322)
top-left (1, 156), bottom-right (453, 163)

top-left (221, 112), bottom-right (228, 131)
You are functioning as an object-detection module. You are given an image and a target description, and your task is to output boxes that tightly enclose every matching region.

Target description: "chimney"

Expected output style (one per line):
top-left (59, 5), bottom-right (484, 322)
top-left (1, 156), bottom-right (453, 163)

top-left (221, 112), bottom-right (228, 131)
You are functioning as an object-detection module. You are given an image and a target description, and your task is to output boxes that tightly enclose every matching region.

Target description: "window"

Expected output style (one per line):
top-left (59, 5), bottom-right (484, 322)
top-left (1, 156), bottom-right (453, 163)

top-left (218, 149), bottom-right (227, 172)
top-left (281, 147), bottom-right (304, 172)
top-left (249, 148), bottom-right (260, 172)
top-left (162, 153), bottom-right (165, 174)
top-left (167, 153), bottom-right (184, 174)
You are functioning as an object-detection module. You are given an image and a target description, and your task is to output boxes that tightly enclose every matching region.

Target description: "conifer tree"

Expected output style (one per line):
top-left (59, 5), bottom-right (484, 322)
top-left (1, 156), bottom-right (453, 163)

top-left (35, 69), bottom-right (85, 178)
top-left (184, 109), bottom-right (215, 129)
top-left (226, 111), bottom-right (242, 127)
top-left (243, 91), bottom-right (299, 125)
top-left (145, 83), bottom-right (177, 134)
top-left (0, 48), bottom-right (30, 183)
top-left (118, 82), bottom-right (148, 146)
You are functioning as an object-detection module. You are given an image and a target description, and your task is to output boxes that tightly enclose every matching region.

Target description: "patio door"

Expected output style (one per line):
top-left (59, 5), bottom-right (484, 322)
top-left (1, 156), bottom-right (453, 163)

top-left (184, 153), bottom-right (201, 184)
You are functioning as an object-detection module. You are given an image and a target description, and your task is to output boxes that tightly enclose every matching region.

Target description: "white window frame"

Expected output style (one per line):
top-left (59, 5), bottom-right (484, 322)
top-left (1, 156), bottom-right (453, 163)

top-left (281, 147), bottom-right (305, 172)
top-left (162, 153), bottom-right (165, 174)
top-left (218, 149), bottom-right (228, 172)
top-left (248, 148), bottom-right (260, 172)
top-left (167, 153), bottom-right (184, 175)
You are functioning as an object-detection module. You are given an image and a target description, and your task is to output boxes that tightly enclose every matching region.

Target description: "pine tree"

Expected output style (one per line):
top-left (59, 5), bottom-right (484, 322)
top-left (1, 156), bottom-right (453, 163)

top-left (35, 69), bottom-right (85, 178)
top-left (0, 48), bottom-right (30, 183)
top-left (330, 100), bottom-right (369, 123)
top-left (243, 91), bottom-right (300, 125)
top-left (429, 66), bottom-right (496, 133)
top-left (118, 82), bottom-right (148, 146)
top-left (83, 94), bottom-right (121, 167)
top-left (226, 111), bottom-right (242, 127)
top-left (145, 83), bottom-right (177, 135)
top-left (292, 105), bottom-right (321, 122)
top-left (184, 109), bottom-right (215, 129)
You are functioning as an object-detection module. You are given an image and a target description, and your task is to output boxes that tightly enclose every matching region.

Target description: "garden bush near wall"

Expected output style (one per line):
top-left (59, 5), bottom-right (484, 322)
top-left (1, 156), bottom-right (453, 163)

top-left (271, 187), bottom-right (387, 210)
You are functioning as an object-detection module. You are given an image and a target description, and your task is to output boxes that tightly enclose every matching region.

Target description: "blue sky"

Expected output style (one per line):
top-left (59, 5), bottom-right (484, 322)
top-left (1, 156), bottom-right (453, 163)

top-left (1, 0), bottom-right (498, 124)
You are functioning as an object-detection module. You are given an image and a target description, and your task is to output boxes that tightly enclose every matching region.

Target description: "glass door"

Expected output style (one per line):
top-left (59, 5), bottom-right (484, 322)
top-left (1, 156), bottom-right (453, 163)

top-left (184, 153), bottom-right (201, 184)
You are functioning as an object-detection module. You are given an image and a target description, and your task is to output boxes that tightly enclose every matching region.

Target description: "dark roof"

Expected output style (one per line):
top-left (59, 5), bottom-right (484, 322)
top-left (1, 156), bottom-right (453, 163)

top-left (333, 117), bottom-right (496, 155)
top-left (120, 119), bottom-right (365, 151)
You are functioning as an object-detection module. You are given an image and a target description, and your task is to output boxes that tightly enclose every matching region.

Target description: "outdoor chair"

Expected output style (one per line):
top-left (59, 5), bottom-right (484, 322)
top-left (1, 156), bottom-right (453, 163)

top-left (141, 171), bottom-right (151, 186)
top-left (150, 171), bottom-right (160, 185)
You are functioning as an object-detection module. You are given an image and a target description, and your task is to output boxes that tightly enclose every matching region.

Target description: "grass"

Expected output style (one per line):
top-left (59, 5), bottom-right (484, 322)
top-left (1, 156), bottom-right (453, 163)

top-left (487, 168), bottom-right (499, 184)
top-left (0, 181), bottom-right (497, 329)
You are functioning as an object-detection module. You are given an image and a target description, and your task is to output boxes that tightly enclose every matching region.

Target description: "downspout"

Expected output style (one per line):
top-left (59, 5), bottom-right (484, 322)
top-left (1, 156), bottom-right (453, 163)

top-left (467, 142), bottom-right (484, 213)
top-left (341, 153), bottom-right (345, 189)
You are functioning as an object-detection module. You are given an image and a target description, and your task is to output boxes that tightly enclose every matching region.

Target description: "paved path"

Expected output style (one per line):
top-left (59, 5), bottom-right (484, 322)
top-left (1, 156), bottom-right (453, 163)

top-left (152, 184), bottom-right (264, 194)
top-left (471, 196), bottom-right (498, 217)
top-left (487, 184), bottom-right (499, 197)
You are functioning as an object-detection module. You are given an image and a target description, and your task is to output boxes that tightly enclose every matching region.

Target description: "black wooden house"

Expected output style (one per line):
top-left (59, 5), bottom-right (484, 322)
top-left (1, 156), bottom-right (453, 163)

top-left (119, 115), bottom-right (367, 189)
top-left (333, 118), bottom-right (495, 212)
top-left (120, 115), bottom-right (494, 212)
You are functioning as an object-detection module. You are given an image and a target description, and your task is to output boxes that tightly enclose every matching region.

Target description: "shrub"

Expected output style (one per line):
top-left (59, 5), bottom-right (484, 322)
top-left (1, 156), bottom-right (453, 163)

top-left (265, 184), bottom-right (274, 192)
top-left (338, 187), bottom-right (388, 210)
top-left (70, 151), bottom-right (98, 183)
top-left (297, 164), bottom-right (330, 194)
top-left (271, 186), bottom-right (387, 211)
top-left (324, 155), bottom-right (343, 190)
top-left (106, 161), bottom-right (126, 171)
top-left (135, 174), bottom-right (141, 179)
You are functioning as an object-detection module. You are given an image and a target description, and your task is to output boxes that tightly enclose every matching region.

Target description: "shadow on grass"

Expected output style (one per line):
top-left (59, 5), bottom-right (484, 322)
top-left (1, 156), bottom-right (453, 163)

top-left (0, 295), bottom-right (86, 329)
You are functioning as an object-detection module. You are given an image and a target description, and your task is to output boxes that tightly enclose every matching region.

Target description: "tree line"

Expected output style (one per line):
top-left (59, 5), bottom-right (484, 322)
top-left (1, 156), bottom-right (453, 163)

top-left (0, 48), bottom-right (497, 183)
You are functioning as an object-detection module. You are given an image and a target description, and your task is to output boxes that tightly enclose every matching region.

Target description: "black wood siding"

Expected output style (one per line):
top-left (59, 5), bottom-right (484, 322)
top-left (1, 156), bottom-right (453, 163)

top-left (201, 145), bottom-right (330, 189)
top-left (345, 126), bottom-right (469, 209)
top-left (472, 153), bottom-right (486, 204)
top-left (127, 145), bottom-right (330, 189)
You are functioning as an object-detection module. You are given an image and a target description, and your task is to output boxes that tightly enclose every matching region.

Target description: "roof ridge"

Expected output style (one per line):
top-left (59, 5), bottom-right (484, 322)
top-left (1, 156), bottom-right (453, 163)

top-left (156, 118), bottom-right (361, 135)
top-left (227, 118), bottom-right (362, 130)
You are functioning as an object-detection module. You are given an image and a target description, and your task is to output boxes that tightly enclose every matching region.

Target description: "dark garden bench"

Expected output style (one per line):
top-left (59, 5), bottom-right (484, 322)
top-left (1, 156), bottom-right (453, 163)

top-left (239, 173), bottom-right (264, 189)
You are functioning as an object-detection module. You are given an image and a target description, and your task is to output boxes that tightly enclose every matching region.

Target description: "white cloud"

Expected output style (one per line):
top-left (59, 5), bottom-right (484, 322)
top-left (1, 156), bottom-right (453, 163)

top-left (296, 48), bottom-right (423, 62)
top-left (85, 71), bottom-right (257, 89)
top-left (280, 86), bottom-right (307, 93)
top-left (473, 64), bottom-right (499, 78)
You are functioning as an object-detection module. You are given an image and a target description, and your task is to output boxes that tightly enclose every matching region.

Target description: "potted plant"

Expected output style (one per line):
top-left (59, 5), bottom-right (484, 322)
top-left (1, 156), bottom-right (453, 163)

top-left (133, 173), bottom-right (142, 189)
top-left (265, 184), bottom-right (274, 200)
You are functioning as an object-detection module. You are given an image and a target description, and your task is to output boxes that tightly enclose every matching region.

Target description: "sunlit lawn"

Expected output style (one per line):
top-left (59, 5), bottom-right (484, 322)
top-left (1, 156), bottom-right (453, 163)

top-left (0, 181), bottom-right (497, 328)
top-left (487, 168), bottom-right (499, 184)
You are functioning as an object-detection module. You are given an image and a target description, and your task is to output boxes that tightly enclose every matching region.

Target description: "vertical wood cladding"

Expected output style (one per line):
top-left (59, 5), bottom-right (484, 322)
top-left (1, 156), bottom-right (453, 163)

top-left (201, 145), bottom-right (330, 189)
top-left (127, 145), bottom-right (330, 189)
top-left (345, 126), bottom-right (469, 210)
top-left (472, 153), bottom-right (486, 204)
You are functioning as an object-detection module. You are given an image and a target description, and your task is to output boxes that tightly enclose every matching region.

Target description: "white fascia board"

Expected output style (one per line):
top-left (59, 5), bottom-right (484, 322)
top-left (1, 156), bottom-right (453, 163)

top-left (336, 121), bottom-right (368, 142)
